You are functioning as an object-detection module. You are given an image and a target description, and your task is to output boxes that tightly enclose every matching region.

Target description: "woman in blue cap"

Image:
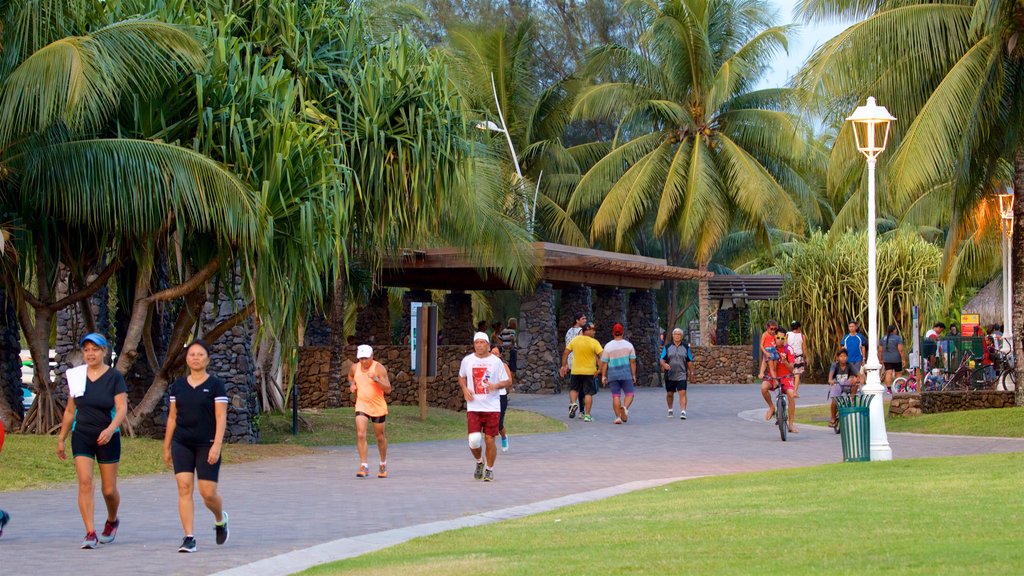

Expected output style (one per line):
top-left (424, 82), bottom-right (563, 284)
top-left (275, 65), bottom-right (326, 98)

top-left (56, 333), bottom-right (128, 549)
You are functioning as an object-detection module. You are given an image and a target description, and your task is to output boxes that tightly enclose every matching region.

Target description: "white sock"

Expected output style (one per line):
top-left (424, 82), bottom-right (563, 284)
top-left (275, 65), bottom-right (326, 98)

top-left (379, 461), bottom-right (386, 466)
top-left (485, 466), bottom-right (493, 471)
top-left (360, 462), bottom-right (367, 467)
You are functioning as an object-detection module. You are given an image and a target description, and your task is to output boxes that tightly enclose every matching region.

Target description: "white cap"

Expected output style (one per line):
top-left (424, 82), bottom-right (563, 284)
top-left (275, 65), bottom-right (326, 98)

top-left (473, 332), bottom-right (490, 343)
top-left (356, 345), bottom-right (373, 359)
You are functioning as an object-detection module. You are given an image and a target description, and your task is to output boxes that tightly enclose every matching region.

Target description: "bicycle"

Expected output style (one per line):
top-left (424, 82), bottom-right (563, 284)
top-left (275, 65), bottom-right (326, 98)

top-left (891, 371), bottom-right (918, 393)
top-left (763, 375), bottom-right (792, 441)
top-left (974, 350), bottom-right (1016, 391)
top-left (941, 352), bottom-right (976, 391)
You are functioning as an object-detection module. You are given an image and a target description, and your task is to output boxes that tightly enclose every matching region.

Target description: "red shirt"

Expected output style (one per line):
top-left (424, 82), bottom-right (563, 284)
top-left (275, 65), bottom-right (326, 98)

top-left (774, 345), bottom-right (795, 377)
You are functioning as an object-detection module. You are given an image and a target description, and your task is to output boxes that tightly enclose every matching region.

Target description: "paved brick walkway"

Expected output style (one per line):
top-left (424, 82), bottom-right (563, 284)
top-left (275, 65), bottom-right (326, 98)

top-left (3, 384), bottom-right (1022, 576)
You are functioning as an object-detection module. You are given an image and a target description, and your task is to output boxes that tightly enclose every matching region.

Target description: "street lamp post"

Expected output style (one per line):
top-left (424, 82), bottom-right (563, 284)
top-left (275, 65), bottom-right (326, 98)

top-left (997, 187), bottom-right (1015, 349)
top-left (847, 96), bottom-right (895, 461)
top-left (476, 73), bottom-right (542, 235)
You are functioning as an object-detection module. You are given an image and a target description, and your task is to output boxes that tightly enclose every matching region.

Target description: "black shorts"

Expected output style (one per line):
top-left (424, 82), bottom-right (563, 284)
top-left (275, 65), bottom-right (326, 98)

top-left (171, 441), bottom-right (221, 482)
top-left (71, 429), bottom-right (121, 464)
top-left (569, 375), bottom-right (596, 396)
top-left (665, 379), bottom-right (688, 392)
top-left (355, 411), bottom-right (387, 424)
top-left (499, 394), bottom-right (509, 430)
top-left (884, 362), bottom-right (903, 372)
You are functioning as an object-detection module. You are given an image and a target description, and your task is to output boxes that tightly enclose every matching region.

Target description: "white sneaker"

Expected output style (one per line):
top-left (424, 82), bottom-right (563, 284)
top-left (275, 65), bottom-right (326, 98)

top-left (680, 411), bottom-right (687, 420)
top-left (667, 410), bottom-right (673, 418)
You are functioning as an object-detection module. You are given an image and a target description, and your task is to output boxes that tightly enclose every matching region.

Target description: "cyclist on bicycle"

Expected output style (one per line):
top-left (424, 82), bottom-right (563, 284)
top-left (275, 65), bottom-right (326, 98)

top-left (760, 332), bottom-right (797, 433)
top-left (827, 348), bottom-right (861, 428)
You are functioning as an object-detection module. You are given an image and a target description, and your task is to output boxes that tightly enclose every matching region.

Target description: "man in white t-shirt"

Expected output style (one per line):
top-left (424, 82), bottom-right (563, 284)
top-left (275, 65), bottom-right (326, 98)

top-left (458, 332), bottom-right (512, 482)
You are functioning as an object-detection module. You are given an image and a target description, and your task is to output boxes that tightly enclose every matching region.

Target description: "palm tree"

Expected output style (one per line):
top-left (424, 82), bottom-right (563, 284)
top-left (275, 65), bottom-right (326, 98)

top-left (795, 0), bottom-right (1024, 401)
top-left (0, 0), bottom-right (264, 432)
top-left (568, 0), bottom-right (820, 339)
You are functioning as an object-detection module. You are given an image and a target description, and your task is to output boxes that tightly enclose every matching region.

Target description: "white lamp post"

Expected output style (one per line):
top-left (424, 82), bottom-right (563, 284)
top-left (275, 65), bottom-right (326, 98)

top-left (997, 187), bottom-right (1015, 349)
top-left (847, 96), bottom-right (895, 461)
top-left (475, 73), bottom-right (542, 235)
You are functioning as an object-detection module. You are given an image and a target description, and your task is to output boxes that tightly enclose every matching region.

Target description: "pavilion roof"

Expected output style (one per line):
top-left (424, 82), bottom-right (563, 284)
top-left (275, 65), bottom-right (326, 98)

top-left (379, 243), bottom-right (710, 291)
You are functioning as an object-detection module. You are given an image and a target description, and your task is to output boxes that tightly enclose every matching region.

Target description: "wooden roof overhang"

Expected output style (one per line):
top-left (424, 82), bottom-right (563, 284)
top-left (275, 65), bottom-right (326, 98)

top-left (707, 274), bottom-right (786, 301)
top-left (379, 242), bottom-right (711, 291)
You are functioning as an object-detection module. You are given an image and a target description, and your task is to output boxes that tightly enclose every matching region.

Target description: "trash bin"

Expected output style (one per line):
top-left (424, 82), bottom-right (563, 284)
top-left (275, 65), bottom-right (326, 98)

top-left (835, 394), bottom-right (871, 462)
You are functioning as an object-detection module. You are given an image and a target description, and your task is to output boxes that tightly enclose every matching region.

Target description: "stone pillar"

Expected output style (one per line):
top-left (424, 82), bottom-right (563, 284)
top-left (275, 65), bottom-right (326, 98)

top-left (628, 289), bottom-right (659, 387)
top-left (400, 289), bottom-right (432, 340)
top-left (442, 291), bottom-right (473, 345)
top-left (716, 306), bottom-right (739, 346)
top-left (558, 285), bottom-right (592, 337)
top-left (592, 287), bottom-right (626, 344)
top-left (517, 283), bottom-right (558, 393)
top-left (202, 273), bottom-right (260, 444)
top-left (355, 289), bottom-right (392, 345)
top-left (1, 287), bottom-right (22, 422)
top-left (304, 309), bottom-right (332, 347)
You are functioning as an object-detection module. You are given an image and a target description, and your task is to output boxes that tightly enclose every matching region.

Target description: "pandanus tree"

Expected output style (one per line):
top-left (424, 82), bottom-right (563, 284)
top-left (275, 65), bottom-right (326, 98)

top-left (795, 0), bottom-right (1024, 401)
top-left (0, 0), bottom-right (264, 433)
top-left (568, 0), bottom-right (821, 340)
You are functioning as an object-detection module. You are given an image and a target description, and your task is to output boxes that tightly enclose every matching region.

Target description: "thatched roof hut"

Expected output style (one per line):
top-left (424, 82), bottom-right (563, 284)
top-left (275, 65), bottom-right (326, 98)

top-left (963, 275), bottom-right (1003, 328)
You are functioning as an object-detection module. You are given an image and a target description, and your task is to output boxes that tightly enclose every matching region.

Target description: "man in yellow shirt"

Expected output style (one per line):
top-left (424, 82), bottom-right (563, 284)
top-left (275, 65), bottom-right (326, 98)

top-left (559, 322), bottom-right (603, 422)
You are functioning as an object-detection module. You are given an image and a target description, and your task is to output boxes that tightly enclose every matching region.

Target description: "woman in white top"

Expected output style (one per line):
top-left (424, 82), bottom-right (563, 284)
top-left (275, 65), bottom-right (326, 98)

top-left (787, 321), bottom-right (808, 397)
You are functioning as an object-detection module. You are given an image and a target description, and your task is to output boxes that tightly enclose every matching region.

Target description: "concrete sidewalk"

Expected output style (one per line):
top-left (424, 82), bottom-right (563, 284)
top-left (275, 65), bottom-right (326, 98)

top-left (2, 384), bottom-right (1021, 576)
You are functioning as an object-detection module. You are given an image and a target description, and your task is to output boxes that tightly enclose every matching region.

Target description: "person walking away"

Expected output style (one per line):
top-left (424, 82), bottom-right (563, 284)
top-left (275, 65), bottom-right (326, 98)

top-left (56, 333), bottom-right (128, 549)
top-left (348, 345), bottom-right (392, 478)
top-left (163, 340), bottom-right (230, 553)
top-left (499, 318), bottom-right (518, 374)
top-left (827, 348), bottom-right (861, 427)
top-left (459, 333), bottom-right (512, 481)
top-left (760, 332), bottom-right (798, 432)
top-left (757, 320), bottom-right (780, 381)
top-left (879, 325), bottom-right (905, 393)
top-left (560, 322), bottom-right (603, 421)
top-left (563, 312), bottom-right (586, 407)
top-left (661, 328), bottom-right (693, 419)
top-left (787, 321), bottom-right (808, 397)
top-left (601, 323), bottom-right (637, 424)
top-left (841, 321), bottom-right (868, 375)
top-left (490, 347), bottom-right (514, 451)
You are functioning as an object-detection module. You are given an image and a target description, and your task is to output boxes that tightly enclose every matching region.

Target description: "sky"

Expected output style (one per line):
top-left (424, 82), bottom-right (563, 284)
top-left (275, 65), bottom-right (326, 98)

top-left (762, 0), bottom-right (850, 88)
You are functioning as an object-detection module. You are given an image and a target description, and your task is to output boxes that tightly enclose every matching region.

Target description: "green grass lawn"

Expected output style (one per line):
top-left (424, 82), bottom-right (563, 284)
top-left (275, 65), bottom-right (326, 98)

top-left (0, 434), bottom-right (315, 492)
top-left (795, 402), bottom-right (1024, 437)
top-left (303, 452), bottom-right (1024, 576)
top-left (260, 405), bottom-right (566, 447)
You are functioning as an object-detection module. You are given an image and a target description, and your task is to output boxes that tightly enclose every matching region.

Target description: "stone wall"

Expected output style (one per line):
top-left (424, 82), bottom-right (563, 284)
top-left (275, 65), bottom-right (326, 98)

top-left (890, 391), bottom-right (1017, 417)
top-left (296, 344), bottom-right (472, 411)
top-left (592, 287), bottom-right (626, 345)
top-left (889, 393), bottom-right (922, 417)
top-left (354, 290), bottom-right (391, 345)
top-left (442, 291), bottom-right (474, 344)
top-left (690, 345), bottom-right (756, 384)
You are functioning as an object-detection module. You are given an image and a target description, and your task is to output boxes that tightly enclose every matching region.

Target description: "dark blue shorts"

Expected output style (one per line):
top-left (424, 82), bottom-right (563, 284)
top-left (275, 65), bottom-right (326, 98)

top-left (608, 379), bottom-right (635, 397)
top-left (71, 430), bottom-right (121, 464)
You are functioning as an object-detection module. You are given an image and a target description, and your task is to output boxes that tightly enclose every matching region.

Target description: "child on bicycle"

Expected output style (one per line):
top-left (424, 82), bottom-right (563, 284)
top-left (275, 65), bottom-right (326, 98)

top-left (757, 320), bottom-right (780, 382)
top-left (827, 347), bottom-right (860, 428)
top-left (760, 332), bottom-right (797, 433)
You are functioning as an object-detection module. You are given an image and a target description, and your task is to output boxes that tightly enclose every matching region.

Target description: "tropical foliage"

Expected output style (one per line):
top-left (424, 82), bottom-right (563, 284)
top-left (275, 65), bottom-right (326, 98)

top-left (760, 231), bottom-right (942, 370)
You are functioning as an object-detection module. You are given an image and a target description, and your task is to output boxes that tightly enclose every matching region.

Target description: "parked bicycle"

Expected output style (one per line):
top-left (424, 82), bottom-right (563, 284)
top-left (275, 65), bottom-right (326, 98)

top-left (891, 371), bottom-right (918, 394)
top-left (975, 350), bottom-right (1016, 391)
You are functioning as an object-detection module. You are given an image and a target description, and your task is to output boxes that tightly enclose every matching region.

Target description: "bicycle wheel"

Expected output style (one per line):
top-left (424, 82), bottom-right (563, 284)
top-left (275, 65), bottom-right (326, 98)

top-left (969, 366), bottom-right (989, 390)
top-left (892, 378), bottom-right (906, 394)
top-left (777, 394), bottom-right (788, 441)
top-left (996, 369), bottom-right (1016, 391)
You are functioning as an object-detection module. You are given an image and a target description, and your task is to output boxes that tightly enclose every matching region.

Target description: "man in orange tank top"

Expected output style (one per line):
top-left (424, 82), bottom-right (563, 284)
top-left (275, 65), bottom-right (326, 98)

top-left (348, 345), bottom-right (393, 478)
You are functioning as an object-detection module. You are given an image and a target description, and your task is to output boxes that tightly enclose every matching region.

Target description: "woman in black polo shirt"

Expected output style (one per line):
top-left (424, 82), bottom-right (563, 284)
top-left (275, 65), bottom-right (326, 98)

top-left (163, 340), bottom-right (229, 553)
top-left (56, 333), bottom-right (128, 549)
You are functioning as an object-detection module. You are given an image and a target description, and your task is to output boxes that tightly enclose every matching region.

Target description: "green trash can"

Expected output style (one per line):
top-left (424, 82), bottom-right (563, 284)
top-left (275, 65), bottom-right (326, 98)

top-left (835, 394), bottom-right (871, 462)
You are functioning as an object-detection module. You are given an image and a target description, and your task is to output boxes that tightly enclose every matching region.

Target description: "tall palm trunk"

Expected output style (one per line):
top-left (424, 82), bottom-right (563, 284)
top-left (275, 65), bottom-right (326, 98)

top-left (326, 262), bottom-right (346, 408)
top-left (698, 262), bottom-right (711, 345)
top-left (1012, 146), bottom-right (1024, 406)
top-left (0, 286), bottom-right (22, 429)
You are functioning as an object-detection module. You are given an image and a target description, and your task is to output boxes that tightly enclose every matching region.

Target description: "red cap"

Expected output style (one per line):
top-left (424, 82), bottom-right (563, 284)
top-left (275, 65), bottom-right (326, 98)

top-left (612, 323), bottom-right (624, 336)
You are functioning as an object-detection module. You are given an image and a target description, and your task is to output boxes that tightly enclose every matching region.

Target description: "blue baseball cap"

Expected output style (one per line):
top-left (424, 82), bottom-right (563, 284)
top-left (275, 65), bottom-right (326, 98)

top-left (79, 333), bottom-right (109, 349)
